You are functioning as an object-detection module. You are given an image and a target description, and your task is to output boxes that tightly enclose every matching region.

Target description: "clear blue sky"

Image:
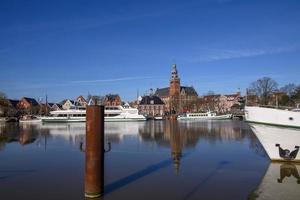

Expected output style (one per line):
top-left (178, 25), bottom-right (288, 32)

top-left (1, 0), bottom-right (300, 102)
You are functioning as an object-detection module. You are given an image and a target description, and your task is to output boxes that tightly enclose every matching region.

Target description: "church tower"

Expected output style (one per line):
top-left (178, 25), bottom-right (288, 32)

top-left (169, 64), bottom-right (181, 113)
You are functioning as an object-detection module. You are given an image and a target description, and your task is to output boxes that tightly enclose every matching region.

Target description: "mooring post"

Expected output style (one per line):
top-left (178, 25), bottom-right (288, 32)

top-left (85, 105), bottom-right (105, 198)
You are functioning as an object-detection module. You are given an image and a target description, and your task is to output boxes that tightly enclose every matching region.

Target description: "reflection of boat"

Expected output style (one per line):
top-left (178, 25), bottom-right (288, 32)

top-left (249, 124), bottom-right (300, 162)
top-left (249, 163), bottom-right (300, 200)
top-left (177, 111), bottom-right (232, 120)
top-left (245, 106), bottom-right (300, 128)
top-left (42, 104), bottom-right (146, 123)
top-left (19, 115), bottom-right (41, 123)
top-left (154, 116), bottom-right (163, 120)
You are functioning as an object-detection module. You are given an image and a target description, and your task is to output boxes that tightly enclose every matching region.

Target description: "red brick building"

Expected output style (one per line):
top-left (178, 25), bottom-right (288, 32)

top-left (17, 97), bottom-right (40, 114)
top-left (138, 95), bottom-right (165, 117)
top-left (155, 64), bottom-right (198, 113)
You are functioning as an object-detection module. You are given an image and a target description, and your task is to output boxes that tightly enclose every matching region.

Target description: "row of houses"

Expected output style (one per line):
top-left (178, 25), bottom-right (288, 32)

top-left (0, 94), bottom-right (123, 117)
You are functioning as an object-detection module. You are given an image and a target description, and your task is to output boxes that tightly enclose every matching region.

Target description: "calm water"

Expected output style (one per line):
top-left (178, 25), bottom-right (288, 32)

top-left (0, 120), bottom-right (281, 199)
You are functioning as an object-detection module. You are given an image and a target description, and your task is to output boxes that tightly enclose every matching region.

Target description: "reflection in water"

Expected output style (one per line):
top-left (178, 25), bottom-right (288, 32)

top-left (0, 121), bottom-right (273, 200)
top-left (277, 163), bottom-right (300, 184)
top-left (139, 120), bottom-right (265, 159)
top-left (249, 163), bottom-right (300, 200)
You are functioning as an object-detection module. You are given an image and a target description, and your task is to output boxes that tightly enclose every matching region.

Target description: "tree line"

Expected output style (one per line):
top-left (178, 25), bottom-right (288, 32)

top-left (248, 77), bottom-right (300, 107)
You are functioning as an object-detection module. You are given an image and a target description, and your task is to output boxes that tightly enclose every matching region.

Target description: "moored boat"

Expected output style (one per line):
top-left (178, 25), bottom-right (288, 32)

top-left (41, 104), bottom-right (146, 123)
top-left (245, 106), bottom-right (300, 128)
top-left (249, 124), bottom-right (300, 162)
top-left (245, 106), bottom-right (300, 162)
top-left (177, 111), bottom-right (232, 121)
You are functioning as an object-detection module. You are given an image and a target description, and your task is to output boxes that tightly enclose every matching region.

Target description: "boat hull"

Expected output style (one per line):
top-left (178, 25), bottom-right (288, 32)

top-left (249, 124), bottom-right (300, 162)
top-left (178, 114), bottom-right (232, 121)
top-left (41, 117), bottom-right (146, 123)
top-left (245, 106), bottom-right (300, 128)
top-left (41, 117), bottom-right (86, 123)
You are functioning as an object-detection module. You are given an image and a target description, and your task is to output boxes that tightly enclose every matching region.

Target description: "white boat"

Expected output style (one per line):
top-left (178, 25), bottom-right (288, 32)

top-left (41, 109), bottom-right (86, 123)
top-left (104, 104), bottom-right (146, 122)
top-left (245, 106), bottom-right (300, 128)
top-left (41, 104), bottom-right (146, 123)
top-left (249, 162), bottom-right (300, 200)
top-left (177, 111), bottom-right (232, 120)
top-left (249, 124), bottom-right (300, 162)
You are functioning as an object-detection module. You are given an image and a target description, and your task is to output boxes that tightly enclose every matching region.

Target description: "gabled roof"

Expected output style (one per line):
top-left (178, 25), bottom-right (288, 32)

top-left (76, 95), bottom-right (87, 103)
top-left (105, 94), bottom-right (120, 101)
top-left (140, 95), bottom-right (165, 105)
top-left (23, 97), bottom-right (39, 106)
top-left (155, 86), bottom-right (198, 97)
top-left (61, 99), bottom-right (75, 105)
top-left (155, 87), bottom-right (169, 97)
top-left (180, 86), bottom-right (198, 96)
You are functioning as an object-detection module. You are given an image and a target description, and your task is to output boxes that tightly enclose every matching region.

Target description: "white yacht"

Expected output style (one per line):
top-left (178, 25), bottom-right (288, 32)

top-left (245, 106), bottom-right (300, 162)
top-left (41, 109), bottom-right (86, 123)
top-left (105, 104), bottom-right (146, 122)
top-left (41, 104), bottom-right (146, 123)
top-left (245, 106), bottom-right (300, 128)
top-left (249, 124), bottom-right (300, 162)
top-left (177, 111), bottom-right (232, 121)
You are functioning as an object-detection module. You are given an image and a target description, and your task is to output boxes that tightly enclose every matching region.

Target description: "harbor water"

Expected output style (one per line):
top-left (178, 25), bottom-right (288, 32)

top-left (0, 120), bottom-right (298, 200)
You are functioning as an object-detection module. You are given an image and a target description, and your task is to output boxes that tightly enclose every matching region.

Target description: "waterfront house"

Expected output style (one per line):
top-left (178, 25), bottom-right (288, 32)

top-left (48, 103), bottom-right (62, 111)
top-left (104, 94), bottom-right (121, 106)
top-left (61, 99), bottom-right (75, 110)
top-left (138, 95), bottom-right (165, 117)
top-left (76, 95), bottom-right (88, 108)
top-left (17, 97), bottom-right (40, 115)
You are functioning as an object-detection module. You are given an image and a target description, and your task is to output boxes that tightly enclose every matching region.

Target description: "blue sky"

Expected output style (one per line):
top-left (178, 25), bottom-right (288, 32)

top-left (1, 0), bottom-right (300, 102)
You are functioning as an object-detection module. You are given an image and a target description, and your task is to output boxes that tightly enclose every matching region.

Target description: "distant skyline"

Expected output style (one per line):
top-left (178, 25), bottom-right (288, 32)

top-left (1, 0), bottom-right (300, 102)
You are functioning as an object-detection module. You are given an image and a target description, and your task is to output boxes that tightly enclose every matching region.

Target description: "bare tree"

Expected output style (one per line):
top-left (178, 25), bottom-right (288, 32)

top-left (206, 90), bottom-right (215, 96)
top-left (249, 77), bottom-right (278, 105)
top-left (280, 83), bottom-right (297, 96)
top-left (0, 91), bottom-right (6, 100)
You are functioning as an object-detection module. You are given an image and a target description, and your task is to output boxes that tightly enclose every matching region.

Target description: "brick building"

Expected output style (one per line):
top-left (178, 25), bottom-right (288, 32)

top-left (16, 97), bottom-right (40, 114)
top-left (104, 94), bottom-right (121, 106)
top-left (138, 95), bottom-right (165, 117)
top-left (155, 64), bottom-right (198, 113)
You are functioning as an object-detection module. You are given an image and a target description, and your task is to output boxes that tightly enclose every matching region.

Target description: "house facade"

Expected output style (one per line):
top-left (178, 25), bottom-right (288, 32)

top-left (104, 94), bottom-right (122, 106)
top-left (138, 95), bottom-right (165, 117)
top-left (17, 97), bottom-right (40, 114)
top-left (76, 95), bottom-right (88, 108)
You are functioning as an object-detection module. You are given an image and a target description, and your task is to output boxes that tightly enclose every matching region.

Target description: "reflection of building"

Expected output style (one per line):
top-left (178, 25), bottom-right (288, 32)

top-left (155, 64), bottom-right (198, 113)
top-left (166, 121), bottom-right (183, 175)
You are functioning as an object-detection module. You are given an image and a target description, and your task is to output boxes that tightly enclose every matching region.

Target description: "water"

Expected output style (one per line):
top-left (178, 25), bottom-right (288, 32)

top-left (0, 120), bottom-right (285, 200)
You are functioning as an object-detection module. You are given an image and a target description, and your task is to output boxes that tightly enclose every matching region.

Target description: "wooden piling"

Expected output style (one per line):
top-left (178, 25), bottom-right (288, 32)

top-left (85, 105), bottom-right (104, 198)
